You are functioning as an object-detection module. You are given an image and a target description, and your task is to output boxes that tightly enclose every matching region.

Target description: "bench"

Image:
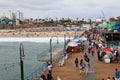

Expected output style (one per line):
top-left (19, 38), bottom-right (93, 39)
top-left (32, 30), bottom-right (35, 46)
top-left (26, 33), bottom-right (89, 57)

top-left (64, 54), bottom-right (68, 60)
top-left (58, 58), bottom-right (65, 66)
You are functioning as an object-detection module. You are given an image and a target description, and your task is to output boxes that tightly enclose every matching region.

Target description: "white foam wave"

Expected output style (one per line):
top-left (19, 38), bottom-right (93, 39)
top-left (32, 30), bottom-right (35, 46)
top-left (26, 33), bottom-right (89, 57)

top-left (0, 37), bottom-right (73, 43)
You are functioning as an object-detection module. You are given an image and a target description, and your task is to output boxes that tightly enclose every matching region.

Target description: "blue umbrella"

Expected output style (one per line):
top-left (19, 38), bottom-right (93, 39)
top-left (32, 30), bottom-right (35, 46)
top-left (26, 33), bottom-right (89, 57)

top-left (80, 36), bottom-right (87, 42)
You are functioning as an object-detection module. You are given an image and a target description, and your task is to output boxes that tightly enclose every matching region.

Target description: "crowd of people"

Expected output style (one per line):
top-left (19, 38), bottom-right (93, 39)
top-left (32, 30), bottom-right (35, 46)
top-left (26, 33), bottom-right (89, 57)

top-left (75, 28), bottom-right (120, 80)
top-left (75, 53), bottom-right (90, 76)
top-left (96, 37), bottom-right (119, 64)
top-left (74, 30), bottom-right (96, 76)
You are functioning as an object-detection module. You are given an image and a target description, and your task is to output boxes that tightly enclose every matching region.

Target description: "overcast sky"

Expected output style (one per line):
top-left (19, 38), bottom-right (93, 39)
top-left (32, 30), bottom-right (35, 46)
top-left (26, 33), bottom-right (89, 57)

top-left (0, 0), bottom-right (120, 20)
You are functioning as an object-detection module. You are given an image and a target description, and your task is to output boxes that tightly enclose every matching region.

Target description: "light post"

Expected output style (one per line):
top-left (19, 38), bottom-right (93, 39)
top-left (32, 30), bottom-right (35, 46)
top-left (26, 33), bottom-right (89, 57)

top-left (20, 43), bottom-right (25, 80)
top-left (49, 37), bottom-right (59, 64)
top-left (64, 35), bottom-right (66, 52)
top-left (50, 38), bottom-right (52, 64)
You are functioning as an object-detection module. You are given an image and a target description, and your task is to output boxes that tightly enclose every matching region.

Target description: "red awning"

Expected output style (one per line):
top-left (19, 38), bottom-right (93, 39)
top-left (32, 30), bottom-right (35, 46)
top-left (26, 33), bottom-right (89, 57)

top-left (102, 48), bottom-right (113, 52)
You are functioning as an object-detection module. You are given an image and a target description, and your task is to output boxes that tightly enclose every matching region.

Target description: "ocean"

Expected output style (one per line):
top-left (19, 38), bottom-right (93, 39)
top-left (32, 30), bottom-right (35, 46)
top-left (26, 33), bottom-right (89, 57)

top-left (0, 37), bottom-right (65, 80)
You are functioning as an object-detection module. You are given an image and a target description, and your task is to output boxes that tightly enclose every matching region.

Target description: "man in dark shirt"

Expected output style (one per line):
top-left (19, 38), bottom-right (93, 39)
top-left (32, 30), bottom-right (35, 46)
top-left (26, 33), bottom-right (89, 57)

top-left (47, 70), bottom-right (53, 80)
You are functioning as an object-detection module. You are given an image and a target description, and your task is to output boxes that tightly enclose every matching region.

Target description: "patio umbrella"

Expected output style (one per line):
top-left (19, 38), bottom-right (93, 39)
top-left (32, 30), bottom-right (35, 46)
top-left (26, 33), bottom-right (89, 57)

top-left (101, 22), bottom-right (108, 28)
top-left (114, 26), bottom-right (120, 31)
top-left (108, 23), bottom-right (115, 30)
top-left (102, 48), bottom-right (113, 52)
top-left (67, 42), bottom-right (78, 47)
top-left (114, 22), bottom-right (120, 31)
top-left (72, 38), bottom-right (80, 43)
top-left (80, 36), bottom-right (87, 42)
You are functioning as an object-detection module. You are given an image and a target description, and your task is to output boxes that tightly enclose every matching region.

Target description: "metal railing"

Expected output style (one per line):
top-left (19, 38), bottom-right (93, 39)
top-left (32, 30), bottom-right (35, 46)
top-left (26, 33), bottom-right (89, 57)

top-left (37, 44), bottom-right (64, 60)
top-left (25, 63), bottom-right (47, 80)
top-left (26, 43), bottom-right (64, 80)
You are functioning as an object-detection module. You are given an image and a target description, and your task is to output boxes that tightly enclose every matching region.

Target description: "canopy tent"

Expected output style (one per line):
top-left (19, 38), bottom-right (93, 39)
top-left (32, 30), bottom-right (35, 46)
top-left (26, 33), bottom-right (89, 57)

top-left (100, 22), bottom-right (120, 31)
top-left (66, 36), bottom-right (87, 53)
top-left (114, 26), bottom-right (120, 31)
top-left (66, 41), bottom-right (79, 53)
top-left (72, 38), bottom-right (80, 43)
top-left (71, 36), bottom-right (87, 43)
top-left (102, 48), bottom-right (113, 52)
top-left (79, 36), bottom-right (87, 42)
top-left (108, 23), bottom-right (115, 30)
top-left (101, 22), bottom-right (108, 29)
top-left (114, 22), bottom-right (120, 31)
top-left (67, 42), bottom-right (78, 47)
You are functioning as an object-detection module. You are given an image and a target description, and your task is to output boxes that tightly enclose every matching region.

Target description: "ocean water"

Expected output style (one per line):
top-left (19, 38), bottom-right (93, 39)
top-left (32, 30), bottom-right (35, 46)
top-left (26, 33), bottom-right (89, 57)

top-left (0, 38), bottom-right (64, 80)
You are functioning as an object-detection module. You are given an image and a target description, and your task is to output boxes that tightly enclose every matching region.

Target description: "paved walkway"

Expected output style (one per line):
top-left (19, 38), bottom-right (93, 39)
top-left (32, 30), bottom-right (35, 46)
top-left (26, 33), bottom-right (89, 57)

top-left (36, 41), bottom-right (95, 80)
top-left (81, 54), bottom-right (94, 80)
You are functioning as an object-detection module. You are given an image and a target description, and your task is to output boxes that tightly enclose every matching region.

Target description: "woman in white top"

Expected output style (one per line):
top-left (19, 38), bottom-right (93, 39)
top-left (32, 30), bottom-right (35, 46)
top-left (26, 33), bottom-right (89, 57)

top-left (48, 64), bottom-right (52, 71)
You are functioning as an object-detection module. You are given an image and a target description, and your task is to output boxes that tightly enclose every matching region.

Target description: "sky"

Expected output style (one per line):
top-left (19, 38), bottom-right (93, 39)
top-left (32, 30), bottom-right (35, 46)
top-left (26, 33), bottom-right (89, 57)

top-left (0, 0), bottom-right (120, 20)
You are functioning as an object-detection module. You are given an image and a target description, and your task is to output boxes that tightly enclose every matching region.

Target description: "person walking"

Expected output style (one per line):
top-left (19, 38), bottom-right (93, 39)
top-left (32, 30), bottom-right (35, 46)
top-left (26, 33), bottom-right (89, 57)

top-left (40, 74), bottom-right (47, 80)
top-left (112, 77), bottom-right (115, 80)
top-left (97, 50), bottom-right (100, 61)
top-left (47, 63), bottom-right (52, 72)
top-left (47, 70), bottom-right (53, 80)
top-left (115, 50), bottom-right (119, 63)
top-left (114, 68), bottom-right (120, 80)
top-left (107, 77), bottom-right (111, 80)
top-left (84, 53), bottom-right (90, 76)
top-left (91, 46), bottom-right (95, 56)
top-left (79, 59), bottom-right (85, 75)
top-left (84, 53), bottom-right (89, 59)
top-left (75, 58), bottom-right (79, 69)
top-left (88, 45), bottom-right (91, 54)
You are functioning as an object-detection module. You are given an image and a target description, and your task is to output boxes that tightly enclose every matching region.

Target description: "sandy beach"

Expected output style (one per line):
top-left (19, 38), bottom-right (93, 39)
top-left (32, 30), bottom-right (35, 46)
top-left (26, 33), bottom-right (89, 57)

top-left (0, 29), bottom-right (84, 37)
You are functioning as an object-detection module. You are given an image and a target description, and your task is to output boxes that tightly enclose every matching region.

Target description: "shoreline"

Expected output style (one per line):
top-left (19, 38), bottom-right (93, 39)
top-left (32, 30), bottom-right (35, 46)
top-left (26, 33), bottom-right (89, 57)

top-left (0, 30), bottom-right (84, 42)
top-left (0, 37), bottom-right (73, 43)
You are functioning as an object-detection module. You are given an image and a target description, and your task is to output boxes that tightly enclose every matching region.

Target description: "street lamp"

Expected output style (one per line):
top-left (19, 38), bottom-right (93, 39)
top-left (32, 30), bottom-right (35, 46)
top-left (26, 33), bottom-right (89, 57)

top-left (20, 43), bottom-right (25, 80)
top-left (50, 38), bottom-right (52, 64)
top-left (64, 35), bottom-right (66, 52)
top-left (49, 37), bottom-right (59, 64)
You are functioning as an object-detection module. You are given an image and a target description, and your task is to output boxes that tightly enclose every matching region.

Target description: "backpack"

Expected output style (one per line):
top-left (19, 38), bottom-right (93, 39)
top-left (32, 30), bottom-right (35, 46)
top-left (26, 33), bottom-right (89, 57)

top-left (85, 57), bottom-right (90, 62)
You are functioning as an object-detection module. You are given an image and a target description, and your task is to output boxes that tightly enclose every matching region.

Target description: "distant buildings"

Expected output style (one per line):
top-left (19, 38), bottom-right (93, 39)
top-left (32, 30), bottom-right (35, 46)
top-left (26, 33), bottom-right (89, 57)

top-left (15, 10), bottom-right (24, 25)
top-left (8, 10), bottom-right (16, 24)
top-left (95, 18), bottom-right (103, 23)
top-left (0, 10), bottom-right (24, 25)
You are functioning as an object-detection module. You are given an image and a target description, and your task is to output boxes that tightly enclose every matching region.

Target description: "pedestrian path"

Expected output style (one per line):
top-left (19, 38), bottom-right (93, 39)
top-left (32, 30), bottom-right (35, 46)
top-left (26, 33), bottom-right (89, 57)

top-left (35, 40), bottom-right (95, 80)
top-left (81, 54), bottom-right (95, 80)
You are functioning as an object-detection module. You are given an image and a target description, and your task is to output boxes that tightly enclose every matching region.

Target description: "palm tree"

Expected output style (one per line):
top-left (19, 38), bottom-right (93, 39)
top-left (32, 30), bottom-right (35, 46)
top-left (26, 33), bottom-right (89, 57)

top-left (109, 17), bottom-right (116, 22)
top-left (116, 16), bottom-right (120, 21)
